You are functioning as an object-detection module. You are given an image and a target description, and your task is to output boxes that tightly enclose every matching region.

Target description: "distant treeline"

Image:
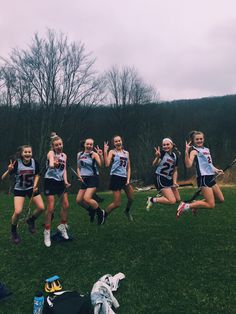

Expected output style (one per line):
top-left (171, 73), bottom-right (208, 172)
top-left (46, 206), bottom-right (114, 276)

top-left (0, 94), bottom-right (236, 191)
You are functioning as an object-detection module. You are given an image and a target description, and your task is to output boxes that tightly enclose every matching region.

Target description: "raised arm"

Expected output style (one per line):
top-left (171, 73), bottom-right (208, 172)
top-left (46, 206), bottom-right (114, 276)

top-left (1, 160), bottom-right (16, 180)
top-left (152, 146), bottom-right (161, 166)
top-left (185, 141), bottom-right (197, 168)
top-left (94, 145), bottom-right (104, 167)
top-left (47, 150), bottom-right (58, 168)
top-left (104, 141), bottom-right (114, 167)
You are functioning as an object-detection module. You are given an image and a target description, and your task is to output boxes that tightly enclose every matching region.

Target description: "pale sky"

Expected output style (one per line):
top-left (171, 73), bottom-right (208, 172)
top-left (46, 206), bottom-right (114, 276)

top-left (1, 0), bottom-right (236, 100)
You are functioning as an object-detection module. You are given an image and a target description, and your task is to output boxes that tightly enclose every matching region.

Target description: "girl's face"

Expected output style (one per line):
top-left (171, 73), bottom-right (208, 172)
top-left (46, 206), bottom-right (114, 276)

top-left (85, 139), bottom-right (94, 152)
top-left (53, 139), bottom-right (63, 153)
top-left (162, 140), bottom-right (173, 152)
top-left (193, 133), bottom-right (204, 147)
top-left (113, 136), bottom-right (122, 149)
top-left (22, 147), bottom-right (32, 162)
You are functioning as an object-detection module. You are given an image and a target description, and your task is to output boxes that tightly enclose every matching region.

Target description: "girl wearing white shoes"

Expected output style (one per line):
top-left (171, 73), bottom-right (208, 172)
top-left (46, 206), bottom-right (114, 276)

top-left (146, 138), bottom-right (180, 211)
top-left (43, 133), bottom-right (71, 247)
top-left (176, 131), bottom-right (224, 218)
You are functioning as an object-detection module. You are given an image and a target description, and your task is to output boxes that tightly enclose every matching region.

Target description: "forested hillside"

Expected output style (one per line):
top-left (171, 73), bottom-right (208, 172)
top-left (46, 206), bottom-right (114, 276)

top-left (0, 94), bottom-right (235, 190)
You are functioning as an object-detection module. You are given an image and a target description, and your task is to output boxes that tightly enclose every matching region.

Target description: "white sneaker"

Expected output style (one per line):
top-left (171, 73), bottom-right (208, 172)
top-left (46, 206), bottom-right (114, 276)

top-left (44, 229), bottom-right (51, 247)
top-left (146, 197), bottom-right (153, 211)
top-left (57, 224), bottom-right (69, 240)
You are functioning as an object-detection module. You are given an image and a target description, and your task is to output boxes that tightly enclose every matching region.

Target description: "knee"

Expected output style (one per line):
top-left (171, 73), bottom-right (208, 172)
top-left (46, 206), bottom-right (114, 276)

top-left (114, 201), bottom-right (121, 208)
top-left (218, 197), bottom-right (224, 203)
top-left (208, 202), bottom-right (215, 209)
top-left (76, 197), bottom-right (82, 205)
top-left (83, 196), bottom-right (89, 204)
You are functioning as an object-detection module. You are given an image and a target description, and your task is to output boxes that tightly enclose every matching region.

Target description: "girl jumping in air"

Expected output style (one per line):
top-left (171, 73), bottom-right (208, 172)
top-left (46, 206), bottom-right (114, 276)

top-left (146, 137), bottom-right (181, 211)
top-left (176, 130), bottom-right (224, 218)
top-left (43, 133), bottom-right (70, 247)
top-left (103, 135), bottom-right (134, 221)
top-left (2, 145), bottom-right (44, 244)
top-left (76, 138), bottom-right (105, 225)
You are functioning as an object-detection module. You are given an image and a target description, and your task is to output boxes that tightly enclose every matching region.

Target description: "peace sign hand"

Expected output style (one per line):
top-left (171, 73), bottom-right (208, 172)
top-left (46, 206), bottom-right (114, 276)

top-left (104, 141), bottom-right (109, 153)
top-left (185, 141), bottom-right (192, 153)
top-left (154, 146), bottom-right (161, 158)
top-left (8, 159), bottom-right (16, 172)
top-left (94, 145), bottom-right (103, 156)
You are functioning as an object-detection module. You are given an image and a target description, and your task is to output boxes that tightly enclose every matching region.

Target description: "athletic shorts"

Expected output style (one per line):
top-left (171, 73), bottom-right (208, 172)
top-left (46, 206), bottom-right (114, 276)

top-left (155, 174), bottom-right (173, 191)
top-left (197, 175), bottom-right (216, 188)
top-left (14, 188), bottom-right (40, 198)
top-left (80, 175), bottom-right (99, 190)
top-left (44, 178), bottom-right (65, 196)
top-left (109, 175), bottom-right (127, 191)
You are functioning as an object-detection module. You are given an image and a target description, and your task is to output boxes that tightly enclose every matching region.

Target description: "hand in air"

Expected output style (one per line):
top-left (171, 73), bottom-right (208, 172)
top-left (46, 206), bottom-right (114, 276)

top-left (104, 141), bottom-right (109, 153)
top-left (8, 159), bottom-right (16, 172)
top-left (185, 141), bottom-right (191, 153)
top-left (154, 146), bottom-right (161, 158)
top-left (94, 145), bottom-right (103, 156)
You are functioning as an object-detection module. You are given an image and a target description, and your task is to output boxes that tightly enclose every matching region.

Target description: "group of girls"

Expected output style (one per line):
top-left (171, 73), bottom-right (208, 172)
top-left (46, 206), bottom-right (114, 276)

top-left (2, 130), bottom-right (224, 247)
top-left (2, 134), bottom-right (133, 247)
top-left (146, 131), bottom-right (224, 218)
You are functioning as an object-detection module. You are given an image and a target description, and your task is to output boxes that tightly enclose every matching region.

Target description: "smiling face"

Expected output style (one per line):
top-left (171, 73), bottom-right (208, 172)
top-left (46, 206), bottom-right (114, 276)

top-left (113, 136), bottom-right (122, 149)
top-left (193, 132), bottom-right (204, 148)
top-left (22, 146), bottom-right (32, 163)
top-left (84, 138), bottom-right (94, 152)
top-left (162, 140), bottom-right (173, 153)
top-left (52, 139), bottom-right (63, 153)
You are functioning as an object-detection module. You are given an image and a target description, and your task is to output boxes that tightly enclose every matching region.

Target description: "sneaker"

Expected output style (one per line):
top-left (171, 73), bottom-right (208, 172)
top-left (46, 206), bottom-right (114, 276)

top-left (176, 202), bottom-right (187, 219)
top-left (11, 231), bottom-right (20, 245)
top-left (57, 224), bottom-right (69, 240)
top-left (97, 209), bottom-right (105, 225)
top-left (124, 210), bottom-right (134, 222)
top-left (88, 208), bottom-right (96, 223)
top-left (44, 229), bottom-right (51, 247)
top-left (26, 217), bottom-right (36, 234)
top-left (146, 197), bottom-right (153, 211)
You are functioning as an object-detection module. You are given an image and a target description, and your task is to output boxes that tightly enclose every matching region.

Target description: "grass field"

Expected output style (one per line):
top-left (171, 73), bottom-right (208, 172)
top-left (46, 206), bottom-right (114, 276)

top-left (0, 188), bottom-right (236, 314)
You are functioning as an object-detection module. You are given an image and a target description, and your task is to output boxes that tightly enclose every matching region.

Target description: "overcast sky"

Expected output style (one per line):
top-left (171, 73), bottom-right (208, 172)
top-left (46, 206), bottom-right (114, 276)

top-left (1, 0), bottom-right (236, 100)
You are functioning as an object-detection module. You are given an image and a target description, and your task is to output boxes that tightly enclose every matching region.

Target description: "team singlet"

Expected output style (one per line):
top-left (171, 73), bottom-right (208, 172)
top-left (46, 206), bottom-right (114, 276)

top-left (192, 146), bottom-right (215, 177)
top-left (14, 158), bottom-right (36, 190)
top-left (45, 152), bottom-right (66, 181)
top-left (110, 149), bottom-right (129, 178)
top-left (77, 151), bottom-right (99, 176)
top-left (155, 151), bottom-right (178, 180)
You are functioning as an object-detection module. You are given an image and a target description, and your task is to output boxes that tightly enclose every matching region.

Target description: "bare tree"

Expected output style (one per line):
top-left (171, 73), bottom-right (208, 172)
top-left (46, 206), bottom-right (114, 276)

top-left (105, 65), bottom-right (158, 106)
top-left (0, 29), bottom-right (105, 161)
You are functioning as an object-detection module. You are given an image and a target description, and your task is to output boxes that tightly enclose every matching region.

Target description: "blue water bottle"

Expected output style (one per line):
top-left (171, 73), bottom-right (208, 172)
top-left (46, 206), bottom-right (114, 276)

top-left (33, 291), bottom-right (44, 314)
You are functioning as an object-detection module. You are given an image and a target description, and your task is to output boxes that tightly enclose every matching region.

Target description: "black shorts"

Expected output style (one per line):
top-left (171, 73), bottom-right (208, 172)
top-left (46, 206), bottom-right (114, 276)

top-left (44, 178), bottom-right (65, 196)
top-left (155, 174), bottom-right (173, 191)
top-left (80, 176), bottom-right (99, 190)
top-left (14, 188), bottom-right (40, 198)
top-left (109, 175), bottom-right (127, 191)
top-left (197, 175), bottom-right (216, 188)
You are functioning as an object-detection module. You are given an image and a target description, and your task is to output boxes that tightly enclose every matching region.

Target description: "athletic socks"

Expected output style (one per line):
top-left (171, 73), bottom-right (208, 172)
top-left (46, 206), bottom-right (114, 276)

top-left (11, 224), bottom-right (17, 233)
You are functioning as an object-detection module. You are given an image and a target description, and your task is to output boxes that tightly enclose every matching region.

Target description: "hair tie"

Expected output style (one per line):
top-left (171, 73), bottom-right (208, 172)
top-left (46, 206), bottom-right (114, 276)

top-left (162, 138), bottom-right (173, 144)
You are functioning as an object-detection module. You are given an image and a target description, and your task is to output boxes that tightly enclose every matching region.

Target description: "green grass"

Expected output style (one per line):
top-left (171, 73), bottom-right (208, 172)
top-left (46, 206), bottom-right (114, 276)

top-left (0, 188), bottom-right (236, 313)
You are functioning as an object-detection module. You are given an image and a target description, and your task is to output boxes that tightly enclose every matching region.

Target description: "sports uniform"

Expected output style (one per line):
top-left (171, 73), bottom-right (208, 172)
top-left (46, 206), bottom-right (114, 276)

top-left (192, 146), bottom-right (216, 187)
top-left (109, 149), bottom-right (129, 191)
top-left (155, 150), bottom-right (178, 190)
top-left (44, 152), bottom-right (67, 195)
top-left (10, 158), bottom-right (40, 197)
top-left (77, 151), bottom-right (99, 189)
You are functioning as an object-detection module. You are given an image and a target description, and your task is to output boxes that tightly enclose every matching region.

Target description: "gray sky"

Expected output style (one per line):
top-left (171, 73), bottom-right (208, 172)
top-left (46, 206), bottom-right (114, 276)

top-left (1, 0), bottom-right (236, 100)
